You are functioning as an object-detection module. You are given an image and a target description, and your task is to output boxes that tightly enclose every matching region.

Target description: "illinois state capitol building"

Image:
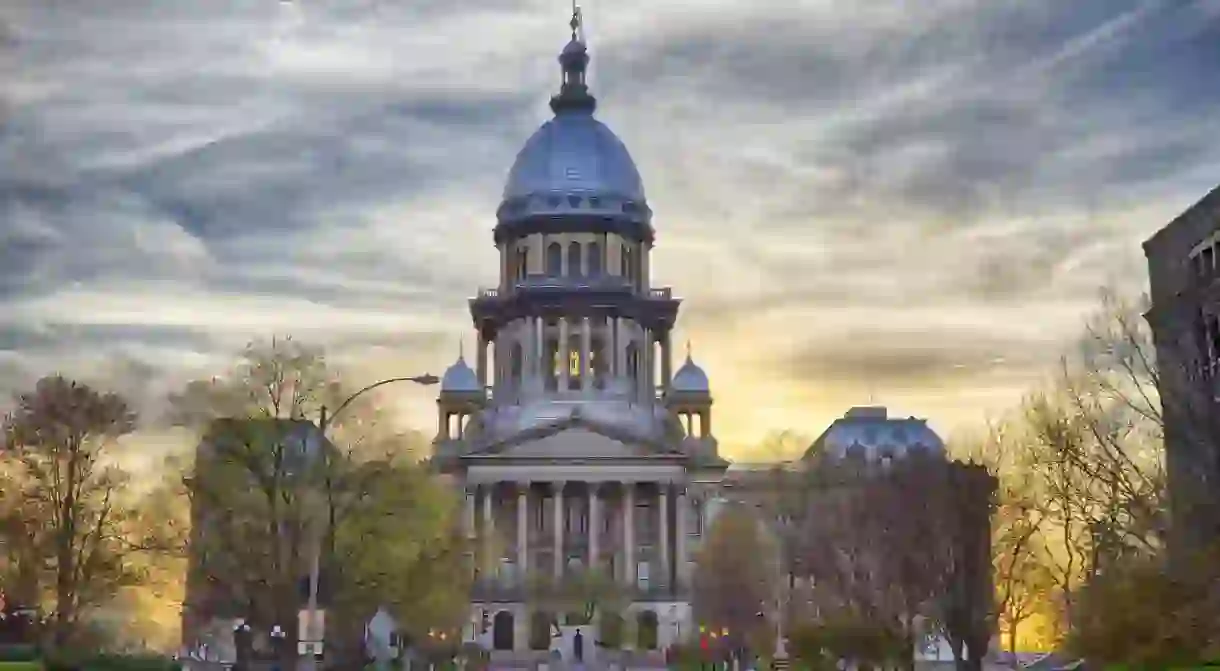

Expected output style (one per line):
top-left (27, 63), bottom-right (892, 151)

top-left (429, 10), bottom-right (725, 657)
top-left (427, 11), bottom-right (950, 662)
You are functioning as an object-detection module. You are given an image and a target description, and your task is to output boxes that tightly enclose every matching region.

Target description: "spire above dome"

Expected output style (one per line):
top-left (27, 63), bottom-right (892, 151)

top-left (550, 4), bottom-right (596, 115)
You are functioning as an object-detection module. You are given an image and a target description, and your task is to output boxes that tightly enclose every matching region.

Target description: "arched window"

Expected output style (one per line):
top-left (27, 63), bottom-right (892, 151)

top-left (511, 343), bottom-right (523, 384)
top-left (493, 611), bottom-right (515, 651)
top-left (588, 242), bottom-right (602, 276)
top-left (529, 612), bottom-right (553, 651)
top-left (636, 611), bottom-right (658, 650)
top-left (568, 335), bottom-right (583, 388)
top-left (546, 242), bottom-right (563, 277)
top-left (598, 612), bottom-right (623, 648)
top-left (568, 242), bottom-right (583, 277)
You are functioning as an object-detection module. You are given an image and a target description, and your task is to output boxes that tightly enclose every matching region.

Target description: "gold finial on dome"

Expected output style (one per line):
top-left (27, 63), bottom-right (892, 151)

top-left (570, 2), bottom-right (583, 41)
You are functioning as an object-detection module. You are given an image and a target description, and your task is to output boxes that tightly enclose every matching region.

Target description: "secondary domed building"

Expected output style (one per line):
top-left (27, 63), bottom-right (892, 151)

top-left (430, 9), bottom-right (728, 662)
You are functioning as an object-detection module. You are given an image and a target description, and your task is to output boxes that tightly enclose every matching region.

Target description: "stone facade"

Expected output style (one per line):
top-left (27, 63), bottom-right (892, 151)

top-left (1143, 183), bottom-right (1220, 553)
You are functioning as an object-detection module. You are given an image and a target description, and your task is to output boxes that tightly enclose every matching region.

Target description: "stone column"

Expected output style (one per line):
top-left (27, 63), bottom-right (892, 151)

top-left (623, 483), bottom-right (636, 587)
top-left (534, 317), bottom-right (545, 389)
top-left (560, 318), bottom-right (571, 392)
top-left (464, 487), bottom-right (476, 539)
top-left (601, 318), bottom-right (613, 388)
top-left (520, 321), bottom-right (533, 400)
top-left (675, 487), bottom-right (689, 588)
top-left (553, 482), bottom-right (566, 580)
top-left (639, 328), bottom-right (652, 402)
top-left (660, 330), bottom-right (672, 390)
top-left (589, 484), bottom-right (601, 571)
top-left (581, 317), bottom-right (592, 393)
top-left (517, 484), bottom-right (529, 582)
top-left (659, 484), bottom-right (670, 589)
top-left (642, 242), bottom-right (651, 288)
top-left (615, 318), bottom-right (628, 387)
top-left (477, 332), bottom-right (488, 389)
top-left (482, 485), bottom-right (495, 577)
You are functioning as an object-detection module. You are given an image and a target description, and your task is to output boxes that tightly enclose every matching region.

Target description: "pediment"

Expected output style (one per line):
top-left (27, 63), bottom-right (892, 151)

top-left (497, 427), bottom-right (650, 459)
top-left (468, 413), bottom-right (678, 460)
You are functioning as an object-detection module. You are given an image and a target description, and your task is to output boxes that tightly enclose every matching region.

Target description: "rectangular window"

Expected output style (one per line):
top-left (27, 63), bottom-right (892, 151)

top-left (536, 498), bottom-right (549, 532)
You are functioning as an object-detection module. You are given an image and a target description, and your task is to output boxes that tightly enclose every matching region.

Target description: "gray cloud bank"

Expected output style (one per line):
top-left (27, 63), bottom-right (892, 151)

top-left (1, 0), bottom-right (1218, 439)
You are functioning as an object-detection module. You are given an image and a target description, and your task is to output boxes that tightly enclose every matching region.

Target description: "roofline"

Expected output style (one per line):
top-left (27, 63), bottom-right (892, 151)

top-left (1143, 182), bottom-right (1220, 252)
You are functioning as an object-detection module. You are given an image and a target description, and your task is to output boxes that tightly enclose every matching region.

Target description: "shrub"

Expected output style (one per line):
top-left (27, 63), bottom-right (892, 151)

top-left (0, 647), bottom-right (40, 663)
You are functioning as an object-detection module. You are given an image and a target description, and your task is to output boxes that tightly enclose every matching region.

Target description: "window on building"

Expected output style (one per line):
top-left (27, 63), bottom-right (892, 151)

top-left (546, 242), bottom-right (563, 276)
top-left (536, 497), bottom-right (548, 532)
top-left (518, 247), bottom-right (530, 281)
top-left (510, 343), bottom-right (523, 385)
top-left (568, 242), bottom-right (583, 277)
top-left (545, 334), bottom-right (559, 391)
top-left (588, 242), bottom-right (602, 276)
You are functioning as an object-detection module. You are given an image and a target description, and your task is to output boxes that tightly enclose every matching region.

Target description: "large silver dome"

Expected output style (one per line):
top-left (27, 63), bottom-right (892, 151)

top-left (502, 112), bottom-right (646, 203)
top-left (805, 406), bottom-right (946, 462)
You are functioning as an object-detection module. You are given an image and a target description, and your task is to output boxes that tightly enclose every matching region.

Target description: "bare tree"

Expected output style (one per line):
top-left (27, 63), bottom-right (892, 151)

top-left (692, 501), bottom-right (780, 658)
top-left (0, 376), bottom-right (143, 649)
top-left (791, 456), bottom-right (996, 671)
top-left (792, 460), bottom-right (924, 671)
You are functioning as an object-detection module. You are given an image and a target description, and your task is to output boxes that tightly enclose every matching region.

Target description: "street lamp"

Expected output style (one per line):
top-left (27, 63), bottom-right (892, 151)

top-left (300, 373), bottom-right (439, 671)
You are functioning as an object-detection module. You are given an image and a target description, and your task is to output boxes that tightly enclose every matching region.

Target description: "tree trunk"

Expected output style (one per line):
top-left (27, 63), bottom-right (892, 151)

top-left (53, 459), bottom-right (78, 650)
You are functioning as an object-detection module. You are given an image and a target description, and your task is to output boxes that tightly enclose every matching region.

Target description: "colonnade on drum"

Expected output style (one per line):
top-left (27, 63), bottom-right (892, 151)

top-left (463, 480), bottom-right (697, 590)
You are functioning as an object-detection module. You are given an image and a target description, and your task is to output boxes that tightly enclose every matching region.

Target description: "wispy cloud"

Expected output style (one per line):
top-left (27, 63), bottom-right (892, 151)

top-left (1, 0), bottom-right (1218, 453)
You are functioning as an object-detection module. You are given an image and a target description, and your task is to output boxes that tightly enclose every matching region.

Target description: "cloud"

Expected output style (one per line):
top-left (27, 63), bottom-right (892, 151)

top-left (1, 0), bottom-right (1218, 450)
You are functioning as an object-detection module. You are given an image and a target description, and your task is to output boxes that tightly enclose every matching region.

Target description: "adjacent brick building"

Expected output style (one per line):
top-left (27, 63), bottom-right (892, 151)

top-left (1143, 184), bottom-right (1220, 553)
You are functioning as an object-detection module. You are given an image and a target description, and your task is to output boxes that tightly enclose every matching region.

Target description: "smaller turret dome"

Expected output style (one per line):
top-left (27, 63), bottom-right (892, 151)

top-left (671, 354), bottom-right (709, 393)
top-left (441, 355), bottom-right (480, 393)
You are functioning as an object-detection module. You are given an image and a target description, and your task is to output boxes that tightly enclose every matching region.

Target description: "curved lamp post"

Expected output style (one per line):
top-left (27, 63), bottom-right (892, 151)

top-left (301, 373), bottom-right (439, 671)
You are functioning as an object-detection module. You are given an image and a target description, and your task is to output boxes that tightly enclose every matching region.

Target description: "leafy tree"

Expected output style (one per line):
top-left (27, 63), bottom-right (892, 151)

top-left (331, 456), bottom-right (472, 655)
top-left (1067, 545), bottom-right (1220, 666)
top-left (0, 376), bottom-right (144, 649)
top-left (526, 566), bottom-right (626, 631)
top-left (692, 501), bottom-right (779, 658)
top-left (170, 336), bottom-right (458, 667)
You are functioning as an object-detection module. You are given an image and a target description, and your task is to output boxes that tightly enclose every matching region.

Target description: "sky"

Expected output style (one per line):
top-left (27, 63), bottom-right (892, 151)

top-left (2, 0), bottom-right (1219, 458)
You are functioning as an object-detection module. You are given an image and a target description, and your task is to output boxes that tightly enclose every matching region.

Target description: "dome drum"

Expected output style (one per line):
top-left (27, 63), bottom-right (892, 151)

top-left (493, 212), bottom-right (655, 246)
top-left (468, 288), bottom-right (680, 332)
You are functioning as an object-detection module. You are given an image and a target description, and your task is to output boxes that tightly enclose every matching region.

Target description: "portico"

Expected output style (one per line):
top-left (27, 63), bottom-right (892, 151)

top-left (463, 477), bottom-right (695, 592)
